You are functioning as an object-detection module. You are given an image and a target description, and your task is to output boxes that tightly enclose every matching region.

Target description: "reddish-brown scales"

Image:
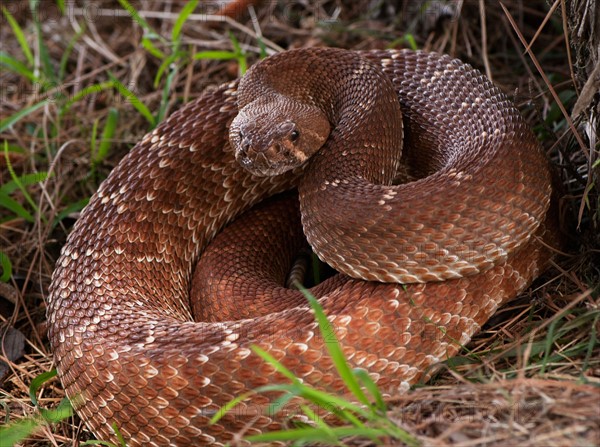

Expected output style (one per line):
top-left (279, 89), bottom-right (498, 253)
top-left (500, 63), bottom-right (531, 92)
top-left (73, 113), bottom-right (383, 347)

top-left (47, 48), bottom-right (558, 446)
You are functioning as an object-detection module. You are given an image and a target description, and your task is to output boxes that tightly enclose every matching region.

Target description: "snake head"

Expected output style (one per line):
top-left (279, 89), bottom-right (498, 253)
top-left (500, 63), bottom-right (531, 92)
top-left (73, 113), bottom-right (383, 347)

top-left (230, 94), bottom-right (331, 176)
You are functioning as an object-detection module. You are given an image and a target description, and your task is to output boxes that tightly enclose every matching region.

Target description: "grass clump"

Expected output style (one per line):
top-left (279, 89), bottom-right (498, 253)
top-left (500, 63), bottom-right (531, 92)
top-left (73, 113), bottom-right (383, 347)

top-left (213, 290), bottom-right (420, 446)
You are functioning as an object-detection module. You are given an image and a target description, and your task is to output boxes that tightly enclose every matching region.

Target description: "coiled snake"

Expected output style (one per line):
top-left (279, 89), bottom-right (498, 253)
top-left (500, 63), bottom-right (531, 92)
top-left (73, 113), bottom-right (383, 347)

top-left (47, 48), bottom-right (557, 446)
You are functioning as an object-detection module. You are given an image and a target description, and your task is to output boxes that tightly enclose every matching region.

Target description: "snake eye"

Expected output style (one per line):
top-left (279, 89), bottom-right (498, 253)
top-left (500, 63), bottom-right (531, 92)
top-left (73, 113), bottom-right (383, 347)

top-left (290, 130), bottom-right (300, 143)
top-left (238, 130), bottom-right (244, 141)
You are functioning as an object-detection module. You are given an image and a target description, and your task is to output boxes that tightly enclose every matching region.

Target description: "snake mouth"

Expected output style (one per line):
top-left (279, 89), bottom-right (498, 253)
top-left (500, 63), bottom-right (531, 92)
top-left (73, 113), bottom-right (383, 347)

top-left (236, 144), bottom-right (305, 176)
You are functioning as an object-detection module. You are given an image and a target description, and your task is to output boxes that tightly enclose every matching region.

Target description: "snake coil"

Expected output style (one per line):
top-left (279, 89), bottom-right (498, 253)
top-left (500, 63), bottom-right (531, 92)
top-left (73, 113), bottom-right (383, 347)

top-left (48, 48), bottom-right (556, 446)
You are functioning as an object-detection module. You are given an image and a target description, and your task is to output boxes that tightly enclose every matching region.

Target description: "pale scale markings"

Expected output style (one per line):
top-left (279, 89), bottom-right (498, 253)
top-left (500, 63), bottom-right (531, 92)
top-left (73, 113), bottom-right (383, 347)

top-left (424, 354), bottom-right (440, 364)
top-left (333, 314), bottom-right (352, 326)
top-left (458, 330), bottom-right (474, 346)
top-left (200, 345), bottom-right (220, 356)
top-left (144, 362), bottom-right (160, 379)
top-left (381, 57), bottom-right (393, 68)
top-left (116, 203), bottom-right (128, 214)
top-left (235, 347), bottom-right (252, 360)
top-left (291, 342), bottom-right (308, 354)
top-left (225, 331), bottom-right (240, 342)
top-left (146, 189), bottom-right (158, 201)
top-left (431, 71), bottom-right (443, 83)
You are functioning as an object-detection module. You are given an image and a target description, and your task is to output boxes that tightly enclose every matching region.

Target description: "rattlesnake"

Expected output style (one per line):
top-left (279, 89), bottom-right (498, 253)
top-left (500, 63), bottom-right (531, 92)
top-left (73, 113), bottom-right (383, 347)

top-left (48, 48), bottom-right (557, 446)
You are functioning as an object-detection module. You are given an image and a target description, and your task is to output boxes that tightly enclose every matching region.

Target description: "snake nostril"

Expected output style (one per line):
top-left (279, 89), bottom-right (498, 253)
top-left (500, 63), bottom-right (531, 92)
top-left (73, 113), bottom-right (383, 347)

top-left (240, 141), bottom-right (250, 157)
top-left (269, 144), bottom-right (280, 157)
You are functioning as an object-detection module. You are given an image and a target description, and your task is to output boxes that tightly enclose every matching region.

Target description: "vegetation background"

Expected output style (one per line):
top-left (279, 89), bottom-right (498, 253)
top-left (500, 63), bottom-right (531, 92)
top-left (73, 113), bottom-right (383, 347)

top-left (1, 0), bottom-right (598, 446)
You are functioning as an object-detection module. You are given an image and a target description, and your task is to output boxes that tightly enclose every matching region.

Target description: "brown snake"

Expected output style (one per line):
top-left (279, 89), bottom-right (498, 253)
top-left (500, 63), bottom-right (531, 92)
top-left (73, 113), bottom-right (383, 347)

top-left (47, 48), bottom-right (557, 446)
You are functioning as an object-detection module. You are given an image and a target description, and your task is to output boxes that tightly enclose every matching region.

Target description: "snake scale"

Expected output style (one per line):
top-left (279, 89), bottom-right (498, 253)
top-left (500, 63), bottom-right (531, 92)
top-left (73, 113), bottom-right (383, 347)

top-left (47, 48), bottom-right (557, 446)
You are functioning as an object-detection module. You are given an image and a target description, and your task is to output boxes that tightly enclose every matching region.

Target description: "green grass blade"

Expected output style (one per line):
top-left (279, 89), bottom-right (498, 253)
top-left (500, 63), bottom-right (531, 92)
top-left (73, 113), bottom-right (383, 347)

top-left (353, 368), bottom-right (386, 413)
top-left (95, 108), bottom-right (119, 164)
top-left (154, 52), bottom-right (179, 88)
top-left (209, 391), bottom-right (255, 424)
top-left (61, 81), bottom-right (114, 115)
top-left (540, 311), bottom-right (565, 374)
top-left (2, 6), bottom-right (34, 66)
top-left (141, 37), bottom-right (165, 59)
top-left (59, 26), bottom-right (85, 80)
top-left (304, 291), bottom-right (370, 406)
top-left (387, 33), bottom-right (419, 51)
top-left (0, 191), bottom-right (35, 222)
top-left (581, 313), bottom-right (599, 376)
top-left (246, 426), bottom-right (394, 443)
top-left (29, 0), bottom-right (56, 82)
top-left (29, 369), bottom-right (58, 407)
top-left (156, 66), bottom-right (178, 123)
top-left (251, 381), bottom-right (368, 418)
top-left (0, 99), bottom-right (49, 133)
top-left (0, 51), bottom-right (36, 82)
top-left (300, 404), bottom-right (335, 431)
top-left (193, 50), bottom-right (239, 60)
top-left (112, 422), bottom-right (127, 447)
top-left (1, 143), bottom-right (25, 155)
top-left (40, 397), bottom-right (73, 422)
top-left (0, 417), bottom-right (39, 446)
top-left (0, 251), bottom-right (12, 282)
top-left (89, 116), bottom-right (99, 161)
top-left (403, 34), bottom-right (418, 50)
top-left (3, 142), bottom-right (49, 224)
top-left (116, 0), bottom-right (165, 58)
top-left (268, 392), bottom-right (300, 417)
top-left (0, 172), bottom-right (50, 195)
top-left (109, 76), bottom-right (156, 127)
top-left (116, 0), bottom-right (154, 34)
top-left (251, 345), bottom-right (301, 383)
top-left (82, 423), bottom-right (126, 447)
top-left (296, 387), bottom-right (367, 418)
top-left (228, 32), bottom-right (247, 74)
top-left (0, 396), bottom-right (74, 446)
top-left (172, 0), bottom-right (198, 41)
top-left (256, 36), bottom-right (268, 59)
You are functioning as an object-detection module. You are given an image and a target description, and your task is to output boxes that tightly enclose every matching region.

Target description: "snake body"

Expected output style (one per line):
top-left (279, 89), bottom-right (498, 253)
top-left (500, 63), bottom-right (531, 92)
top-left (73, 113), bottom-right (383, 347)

top-left (47, 48), bottom-right (556, 446)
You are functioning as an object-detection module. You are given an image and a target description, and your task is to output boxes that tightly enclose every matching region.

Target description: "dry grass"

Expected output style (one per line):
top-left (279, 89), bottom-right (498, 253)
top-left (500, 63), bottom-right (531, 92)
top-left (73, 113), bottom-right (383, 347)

top-left (1, 1), bottom-right (598, 446)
